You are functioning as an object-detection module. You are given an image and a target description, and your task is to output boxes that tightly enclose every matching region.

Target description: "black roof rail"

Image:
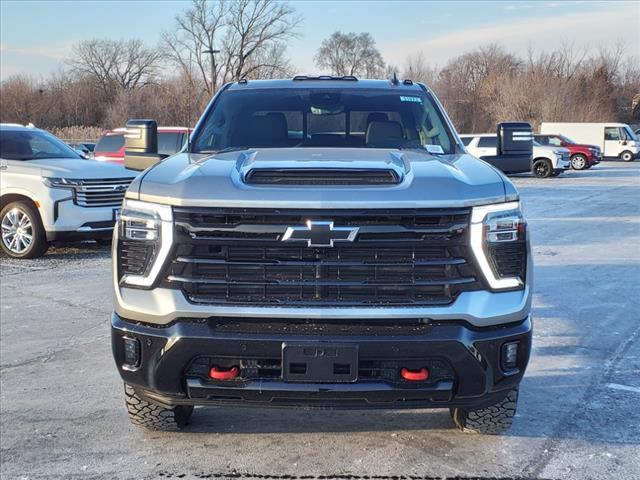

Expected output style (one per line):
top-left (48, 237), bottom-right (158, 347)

top-left (292, 75), bottom-right (358, 82)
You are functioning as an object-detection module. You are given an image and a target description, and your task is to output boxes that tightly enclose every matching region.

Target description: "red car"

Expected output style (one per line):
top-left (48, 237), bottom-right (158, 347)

top-left (534, 134), bottom-right (602, 170)
top-left (93, 127), bottom-right (191, 163)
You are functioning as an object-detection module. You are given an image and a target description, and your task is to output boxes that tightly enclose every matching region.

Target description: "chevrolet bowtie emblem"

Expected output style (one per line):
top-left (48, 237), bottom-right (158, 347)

top-left (281, 220), bottom-right (359, 247)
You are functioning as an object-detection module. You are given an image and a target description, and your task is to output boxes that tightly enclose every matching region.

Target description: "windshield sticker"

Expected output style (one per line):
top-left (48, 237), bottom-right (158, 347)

top-left (426, 145), bottom-right (444, 154)
top-left (400, 96), bottom-right (422, 103)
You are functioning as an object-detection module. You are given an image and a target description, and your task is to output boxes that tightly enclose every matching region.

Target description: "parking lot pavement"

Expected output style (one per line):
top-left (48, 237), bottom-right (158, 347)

top-left (1, 162), bottom-right (639, 480)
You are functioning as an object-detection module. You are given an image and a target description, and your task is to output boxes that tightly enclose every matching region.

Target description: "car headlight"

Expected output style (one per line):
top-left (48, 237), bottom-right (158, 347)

top-left (42, 177), bottom-right (82, 189)
top-left (470, 202), bottom-right (527, 290)
top-left (116, 199), bottom-right (173, 288)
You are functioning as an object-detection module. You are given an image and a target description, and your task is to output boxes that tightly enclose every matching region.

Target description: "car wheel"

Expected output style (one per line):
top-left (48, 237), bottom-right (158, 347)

top-left (124, 384), bottom-right (193, 431)
top-left (532, 159), bottom-right (552, 178)
top-left (571, 154), bottom-right (587, 170)
top-left (0, 201), bottom-right (49, 259)
top-left (620, 150), bottom-right (635, 162)
top-left (450, 388), bottom-right (518, 435)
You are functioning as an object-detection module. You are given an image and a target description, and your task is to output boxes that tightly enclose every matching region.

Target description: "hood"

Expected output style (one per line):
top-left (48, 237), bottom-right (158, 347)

top-left (132, 148), bottom-right (514, 209)
top-left (29, 158), bottom-right (136, 179)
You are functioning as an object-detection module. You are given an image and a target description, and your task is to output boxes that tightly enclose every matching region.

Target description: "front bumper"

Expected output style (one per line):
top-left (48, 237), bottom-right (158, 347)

top-left (112, 313), bottom-right (532, 410)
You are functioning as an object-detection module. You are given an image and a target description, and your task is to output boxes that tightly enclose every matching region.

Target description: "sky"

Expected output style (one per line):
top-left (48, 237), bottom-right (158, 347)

top-left (1, 0), bottom-right (639, 81)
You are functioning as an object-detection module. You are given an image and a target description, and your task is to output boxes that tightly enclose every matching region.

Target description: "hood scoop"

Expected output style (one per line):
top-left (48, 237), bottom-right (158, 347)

top-left (244, 168), bottom-right (401, 185)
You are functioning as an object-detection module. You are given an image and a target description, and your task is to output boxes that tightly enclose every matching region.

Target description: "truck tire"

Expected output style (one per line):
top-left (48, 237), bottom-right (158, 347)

top-left (0, 201), bottom-right (49, 259)
top-left (450, 388), bottom-right (518, 435)
top-left (124, 384), bottom-right (193, 431)
top-left (570, 154), bottom-right (588, 170)
top-left (532, 158), bottom-right (552, 178)
top-left (620, 150), bottom-right (635, 162)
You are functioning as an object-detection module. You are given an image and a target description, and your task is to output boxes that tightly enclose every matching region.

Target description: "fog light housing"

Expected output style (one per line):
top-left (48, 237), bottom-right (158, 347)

top-left (501, 341), bottom-right (519, 371)
top-left (123, 336), bottom-right (140, 367)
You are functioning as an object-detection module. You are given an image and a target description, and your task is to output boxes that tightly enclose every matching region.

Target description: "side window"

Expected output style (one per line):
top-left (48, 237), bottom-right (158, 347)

top-left (535, 136), bottom-right (549, 145)
top-left (95, 134), bottom-right (124, 152)
top-left (604, 127), bottom-right (621, 141)
top-left (478, 136), bottom-right (497, 148)
top-left (460, 137), bottom-right (473, 146)
top-left (547, 137), bottom-right (563, 146)
top-left (158, 132), bottom-right (181, 155)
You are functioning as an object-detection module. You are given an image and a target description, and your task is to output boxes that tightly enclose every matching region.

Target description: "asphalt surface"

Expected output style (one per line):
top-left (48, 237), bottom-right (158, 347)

top-left (1, 162), bottom-right (639, 480)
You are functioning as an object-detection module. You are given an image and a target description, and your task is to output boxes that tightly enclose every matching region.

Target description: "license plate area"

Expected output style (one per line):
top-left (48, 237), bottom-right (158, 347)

top-left (282, 343), bottom-right (358, 383)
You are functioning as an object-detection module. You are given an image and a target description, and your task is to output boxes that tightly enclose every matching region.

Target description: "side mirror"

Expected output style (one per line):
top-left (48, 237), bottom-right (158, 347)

top-left (480, 122), bottom-right (533, 174)
top-left (123, 119), bottom-right (167, 171)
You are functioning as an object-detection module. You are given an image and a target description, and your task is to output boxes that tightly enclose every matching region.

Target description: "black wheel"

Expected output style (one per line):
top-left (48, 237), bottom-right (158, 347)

top-left (0, 201), bottom-right (49, 259)
top-left (620, 150), bottom-right (635, 162)
top-left (124, 384), bottom-right (193, 431)
top-left (532, 158), bottom-right (552, 178)
top-left (450, 388), bottom-right (518, 435)
top-left (571, 154), bottom-right (588, 170)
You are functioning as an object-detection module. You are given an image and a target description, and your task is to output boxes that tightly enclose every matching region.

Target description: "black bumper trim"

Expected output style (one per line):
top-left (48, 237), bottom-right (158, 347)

top-left (112, 313), bottom-right (532, 410)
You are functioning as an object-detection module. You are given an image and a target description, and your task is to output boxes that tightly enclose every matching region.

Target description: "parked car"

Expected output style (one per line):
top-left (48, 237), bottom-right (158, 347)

top-left (540, 122), bottom-right (639, 162)
top-left (111, 77), bottom-right (532, 435)
top-left (0, 124), bottom-right (135, 258)
top-left (67, 142), bottom-right (96, 158)
top-left (462, 133), bottom-right (571, 177)
top-left (534, 134), bottom-right (601, 170)
top-left (93, 127), bottom-right (190, 163)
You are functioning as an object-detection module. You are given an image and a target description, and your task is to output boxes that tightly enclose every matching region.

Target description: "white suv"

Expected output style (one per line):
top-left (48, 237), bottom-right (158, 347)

top-left (461, 133), bottom-right (571, 178)
top-left (0, 125), bottom-right (135, 258)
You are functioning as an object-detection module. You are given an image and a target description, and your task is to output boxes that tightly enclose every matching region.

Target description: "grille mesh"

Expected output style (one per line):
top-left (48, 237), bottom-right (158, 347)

top-left (163, 208), bottom-right (482, 306)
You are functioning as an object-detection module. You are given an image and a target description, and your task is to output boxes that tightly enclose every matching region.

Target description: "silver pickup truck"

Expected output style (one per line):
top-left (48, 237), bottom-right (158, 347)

top-left (111, 76), bottom-right (533, 435)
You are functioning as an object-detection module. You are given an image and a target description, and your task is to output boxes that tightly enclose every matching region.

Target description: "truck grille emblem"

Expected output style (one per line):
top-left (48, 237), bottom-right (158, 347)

top-left (281, 220), bottom-right (359, 247)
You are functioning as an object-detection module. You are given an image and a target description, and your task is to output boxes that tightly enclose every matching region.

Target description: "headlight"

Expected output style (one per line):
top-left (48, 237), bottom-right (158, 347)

top-left (116, 199), bottom-right (173, 288)
top-left (470, 202), bottom-right (527, 290)
top-left (42, 177), bottom-right (82, 189)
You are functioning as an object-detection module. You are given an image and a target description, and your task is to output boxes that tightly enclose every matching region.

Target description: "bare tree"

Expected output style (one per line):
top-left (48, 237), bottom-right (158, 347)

top-left (163, 0), bottom-right (300, 96)
top-left (314, 32), bottom-right (385, 78)
top-left (402, 52), bottom-right (438, 84)
top-left (68, 39), bottom-right (162, 95)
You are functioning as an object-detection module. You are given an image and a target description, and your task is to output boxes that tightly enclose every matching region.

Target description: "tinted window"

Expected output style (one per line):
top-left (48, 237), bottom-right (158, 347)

top-left (460, 137), bottom-right (473, 146)
top-left (95, 134), bottom-right (124, 152)
top-left (0, 130), bottom-right (81, 161)
top-left (158, 132), bottom-right (182, 155)
top-left (192, 88), bottom-right (456, 154)
top-left (535, 136), bottom-right (549, 145)
top-left (478, 136), bottom-right (497, 148)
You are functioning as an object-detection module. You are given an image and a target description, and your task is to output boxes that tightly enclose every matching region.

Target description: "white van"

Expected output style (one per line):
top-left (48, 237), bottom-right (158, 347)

top-left (540, 123), bottom-right (639, 162)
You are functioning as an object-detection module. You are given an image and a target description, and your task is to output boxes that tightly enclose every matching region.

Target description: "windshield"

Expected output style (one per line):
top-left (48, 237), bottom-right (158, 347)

top-left (192, 88), bottom-right (456, 154)
top-left (0, 129), bottom-right (82, 161)
top-left (622, 126), bottom-right (637, 141)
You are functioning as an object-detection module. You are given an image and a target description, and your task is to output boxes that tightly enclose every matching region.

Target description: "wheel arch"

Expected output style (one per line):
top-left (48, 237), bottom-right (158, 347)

top-left (0, 193), bottom-right (45, 228)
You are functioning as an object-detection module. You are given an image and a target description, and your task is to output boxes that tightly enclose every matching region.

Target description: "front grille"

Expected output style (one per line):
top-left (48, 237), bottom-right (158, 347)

top-left (73, 177), bottom-right (134, 207)
top-left (488, 242), bottom-right (526, 279)
top-left (118, 240), bottom-right (155, 277)
top-left (162, 208), bottom-right (483, 307)
top-left (245, 168), bottom-right (401, 185)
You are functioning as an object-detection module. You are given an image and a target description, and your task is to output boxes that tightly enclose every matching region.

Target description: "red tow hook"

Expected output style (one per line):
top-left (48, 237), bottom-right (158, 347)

top-left (400, 367), bottom-right (429, 381)
top-left (209, 366), bottom-right (239, 380)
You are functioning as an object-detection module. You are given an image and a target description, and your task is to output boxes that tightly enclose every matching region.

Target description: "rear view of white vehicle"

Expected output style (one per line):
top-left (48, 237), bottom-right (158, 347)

top-left (0, 125), bottom-right (135, 258)
top-left (540, 123), bottom-right (639, 162)
top-left (461, 134), bottom-right (570, 178)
